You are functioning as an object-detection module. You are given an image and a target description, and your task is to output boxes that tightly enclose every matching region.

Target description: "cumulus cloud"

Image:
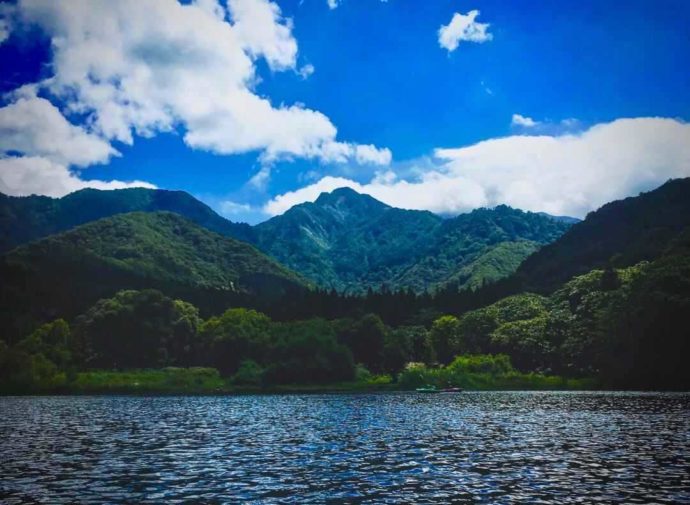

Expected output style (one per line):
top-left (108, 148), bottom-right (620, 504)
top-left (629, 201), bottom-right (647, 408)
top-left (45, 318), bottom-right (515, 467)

top-left (0, 92), bottom-right (117, 167)
top-left (0, 156), bottom-right (155, 197)
top-left (13, 0), bottom-right (389, 166)
top-left (438, 10), bottom-right (492, 52)
top-left (264, 118), bottom-right (690, 218)
top-left (227, 0), bottom-right (297, 70)
top-left (0, 87), bottom-right (151, 197)
top-left (355, 144), bottom-right (393, 165)
top-left (511, 114), bottom-right (539, 128)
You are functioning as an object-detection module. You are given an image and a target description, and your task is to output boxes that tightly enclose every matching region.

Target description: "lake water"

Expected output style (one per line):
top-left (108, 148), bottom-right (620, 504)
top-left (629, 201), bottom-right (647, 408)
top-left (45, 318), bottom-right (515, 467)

top-left (1, 392), bottom-right (689, 504)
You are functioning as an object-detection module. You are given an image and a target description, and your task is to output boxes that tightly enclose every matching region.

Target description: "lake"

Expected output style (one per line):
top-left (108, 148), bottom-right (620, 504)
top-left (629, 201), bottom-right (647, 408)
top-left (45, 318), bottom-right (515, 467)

top-left (1, 392), bottom-right (688, 503)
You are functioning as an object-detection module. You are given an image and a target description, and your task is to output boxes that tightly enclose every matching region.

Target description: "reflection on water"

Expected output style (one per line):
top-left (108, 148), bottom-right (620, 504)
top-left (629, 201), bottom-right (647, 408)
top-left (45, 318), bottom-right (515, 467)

top-left (1, 392), bottom-right (689, 503)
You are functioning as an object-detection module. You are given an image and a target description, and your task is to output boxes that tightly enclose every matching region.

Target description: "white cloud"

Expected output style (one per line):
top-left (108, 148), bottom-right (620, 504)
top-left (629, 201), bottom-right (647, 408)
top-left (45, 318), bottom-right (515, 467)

top-left (13, 0), bottom-right (389, 167)
top-left (264, 176), bottom-right (359, 215)
top-left (0, 3), bottom-right (14, 44)
top-left (0, 93), bottom-right (117, 167)
top-left (0, 88), bottom-right (151, 197)
top-left (0, 18), bottom-right (10, 44)
top-left (327, 0), bottom-right (388, 8)
top-left (438, 10), bottom-right (492, 52)
top-left (265, 118), bottom-right (690, 218)
top-left (511, 114), bottom-right (539, 128)
top-left (297, 63), bottom-right (314, 79)
top-left (219, 199), bottom-right (253, 215)
top-left (227, 0), bottom-right (297, 71)
top-left (311, 141), bottom-right (392, 165)
top-left (355, 144), bottom-right (393, 165)
top-left (0, 156), bottom-right (155, 197)
top-left (248, 165), bottom-right (272, 189)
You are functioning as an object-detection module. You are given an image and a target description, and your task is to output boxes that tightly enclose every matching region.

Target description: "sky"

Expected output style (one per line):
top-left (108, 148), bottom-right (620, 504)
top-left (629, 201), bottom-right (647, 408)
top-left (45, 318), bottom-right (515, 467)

top-left (0, 0), bottom-right (689, 223)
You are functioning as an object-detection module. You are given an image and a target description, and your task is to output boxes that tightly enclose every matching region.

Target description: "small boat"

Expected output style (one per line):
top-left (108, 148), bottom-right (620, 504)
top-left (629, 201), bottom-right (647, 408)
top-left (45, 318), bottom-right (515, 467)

top-left (416, 385), bottom-right (439, 393)
top-left (440, 387), bottom-right (463, 393)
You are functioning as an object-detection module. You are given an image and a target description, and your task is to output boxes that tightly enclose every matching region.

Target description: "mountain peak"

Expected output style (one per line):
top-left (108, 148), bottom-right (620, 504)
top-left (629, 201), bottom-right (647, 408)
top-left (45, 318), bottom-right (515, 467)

top-left (314, 187), bottom-right (390, 210)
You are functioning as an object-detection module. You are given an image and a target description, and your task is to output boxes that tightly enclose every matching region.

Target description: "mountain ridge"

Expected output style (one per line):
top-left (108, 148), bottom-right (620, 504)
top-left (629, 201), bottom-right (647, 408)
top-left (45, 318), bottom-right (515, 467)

top-left (254, 197), bottom-right (573, 292)
top-left (1, 186), bottom-right (577, 292)
top-left (0, 211), bottom-right (305, 341)
top-left (0, 187), bottom-right (255, 253)
top-left (514, 178), bottom-right (690, 292)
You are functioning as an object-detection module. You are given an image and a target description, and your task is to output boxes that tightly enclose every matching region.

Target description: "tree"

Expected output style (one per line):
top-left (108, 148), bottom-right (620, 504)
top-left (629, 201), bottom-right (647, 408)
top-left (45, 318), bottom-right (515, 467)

top-left (266, 319), bottom-right (354, 384)
top-left (0, 319), bottom-right (74, 391)
top-left (430, 315), bottom-right (460, 364)
top-left (16, 319), bottom-right (73, 370)
top-left (73, 289), bottom-right (200, 369)
top-left (600, 263), bottom-right (621, 291)
top-left (490, 317), bottom-right (551, 371)
top-left (200, 308), bottom-right (271, 376)
top-left (457, 309), bottom-right (498, 354)
top-left (382, 327), bottom-right (414, 374)
top-left (232, 359), bottom-right (265, 386)
top-left (337, 313), bottom-right (388, 372)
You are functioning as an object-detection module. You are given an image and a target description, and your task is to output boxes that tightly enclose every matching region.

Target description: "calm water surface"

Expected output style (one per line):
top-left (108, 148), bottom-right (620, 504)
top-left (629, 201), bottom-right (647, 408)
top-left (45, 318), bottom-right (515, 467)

top-left (1, 392), bottom-right (689, 504)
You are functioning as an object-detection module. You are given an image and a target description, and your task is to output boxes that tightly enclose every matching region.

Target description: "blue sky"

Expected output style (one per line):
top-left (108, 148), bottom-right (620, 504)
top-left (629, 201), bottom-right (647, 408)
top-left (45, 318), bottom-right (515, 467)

top-left (1, 0), bottom-right (689, 222)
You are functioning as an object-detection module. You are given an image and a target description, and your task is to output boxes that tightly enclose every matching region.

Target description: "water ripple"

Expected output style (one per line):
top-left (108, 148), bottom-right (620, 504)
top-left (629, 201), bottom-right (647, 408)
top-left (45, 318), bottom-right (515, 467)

top-left (1, 392), bottom-right (689, 503)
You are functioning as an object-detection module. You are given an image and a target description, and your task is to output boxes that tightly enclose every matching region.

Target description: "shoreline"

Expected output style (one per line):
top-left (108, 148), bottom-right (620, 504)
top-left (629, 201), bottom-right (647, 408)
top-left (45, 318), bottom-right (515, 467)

top-left (4, 389), bottom-right (687, 397)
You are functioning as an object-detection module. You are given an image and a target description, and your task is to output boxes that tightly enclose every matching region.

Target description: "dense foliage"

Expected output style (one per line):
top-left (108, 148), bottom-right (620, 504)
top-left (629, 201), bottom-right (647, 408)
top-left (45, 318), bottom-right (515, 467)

top-left (0, 187), bottom-right (254, 253)
top-left (514, 178), bottom-right (690, 292)
top-left (0, 290), bottom-right (428, 392)
top-left (1, 179), bottom-right (689, 391)
top-left (1, 187), bottom-right (573, 294)
top-left (254, 188), bottom-right (573, 292)
top-left (393, 206), bottom-right (570, 292)
top-left (0, 212), bottom-right (305, 342)
top-left (399, 355), bottom-right (594, 390)
top-left (428, 243), bottom-right (690, 389)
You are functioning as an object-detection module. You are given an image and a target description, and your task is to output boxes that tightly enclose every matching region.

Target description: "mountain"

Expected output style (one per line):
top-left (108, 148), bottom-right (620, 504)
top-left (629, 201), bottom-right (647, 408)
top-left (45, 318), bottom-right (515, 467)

top-left (1, 186), bottom-right (575, 293)
top-left (515, 178), bottom-right (690, 292)
top-left (391, 205), bottom-right (572, 292)
top-left (253, 188), bottom-right (442, 290)
top-left (431, 240), bottom-right (541, 291)
top-left (0, 212), bottom-right (305, 341)
top-left (253, 188), bottom-right (574, 292)
top-left (537, 212), bottom-right (581, 224)
top-left (0, 187), bottom-right (254, 253)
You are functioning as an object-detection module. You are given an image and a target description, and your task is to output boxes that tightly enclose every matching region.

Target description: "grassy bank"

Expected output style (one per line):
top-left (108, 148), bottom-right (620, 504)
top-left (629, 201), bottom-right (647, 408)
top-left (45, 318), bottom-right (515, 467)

top-left (398, 355), bottom-right (598, 391)
top-left (1, 362), bottom-right (596, 394)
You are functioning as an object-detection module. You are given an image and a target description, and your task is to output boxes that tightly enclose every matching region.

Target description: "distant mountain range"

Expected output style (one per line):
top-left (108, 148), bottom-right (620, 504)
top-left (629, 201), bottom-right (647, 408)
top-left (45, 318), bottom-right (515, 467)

top-left (0, 187), bottom-right (254, 253)
top-left (1, 186), bottom-right (576, 293)
top-left (254, 188), bottom-right (574, 292)
top-left (3, 178), bottom-right (689, 390)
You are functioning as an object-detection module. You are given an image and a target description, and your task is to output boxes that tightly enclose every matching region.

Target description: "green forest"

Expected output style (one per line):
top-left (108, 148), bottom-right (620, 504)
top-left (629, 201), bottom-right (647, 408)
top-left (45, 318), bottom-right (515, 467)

top-left (1, 179), bottom-right (689, 393)
top-left (0, 288), bottom-right (594, 394)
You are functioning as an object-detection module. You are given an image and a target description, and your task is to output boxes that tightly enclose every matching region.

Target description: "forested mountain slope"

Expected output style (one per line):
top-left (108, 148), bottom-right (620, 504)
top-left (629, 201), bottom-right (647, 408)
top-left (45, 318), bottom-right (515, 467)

top-left (0, 212), bottom-right (304, 341)
top-left (254, 188), bottom-right (573, 292)
top-left (0, 187), bottom-right (254, 253)
top-left (1, 186), bottom-right (575, 292)
top-left (515, 178), bottom-right (690, 292)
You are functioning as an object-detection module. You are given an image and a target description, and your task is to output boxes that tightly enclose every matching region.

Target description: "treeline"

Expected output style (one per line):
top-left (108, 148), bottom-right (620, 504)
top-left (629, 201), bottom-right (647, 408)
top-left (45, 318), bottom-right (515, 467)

top-left (2, 229), bottom-right (688, 391)
top-left (0, 285), bottom-right (590, 392)
top-left (0, 289), bottom-right (434, 392)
